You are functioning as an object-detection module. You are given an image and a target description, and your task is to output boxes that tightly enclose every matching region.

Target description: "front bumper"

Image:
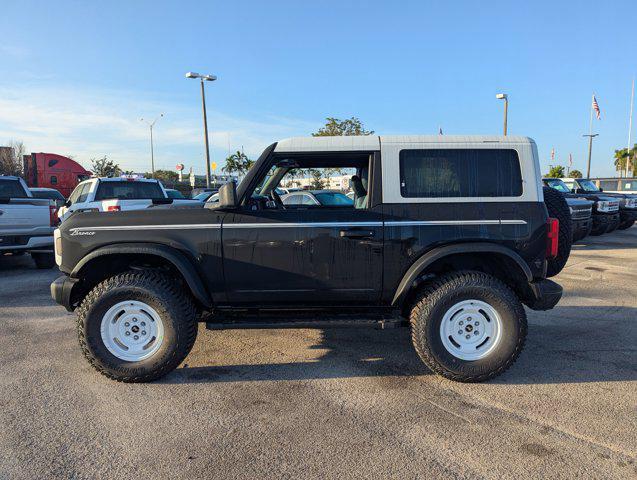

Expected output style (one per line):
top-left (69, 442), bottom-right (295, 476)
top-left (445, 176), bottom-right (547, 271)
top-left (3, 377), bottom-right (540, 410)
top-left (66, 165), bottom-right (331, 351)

top-left (592, 213), bottom-right (620, 232)
top-left (620, 209), bottom-right (637, 222)
top-left (571, 218), bottom-right (592, 240)
top-left (525, 279), bottom-right (563, 311)
top-left (51, 275), bottom-right (79, 312)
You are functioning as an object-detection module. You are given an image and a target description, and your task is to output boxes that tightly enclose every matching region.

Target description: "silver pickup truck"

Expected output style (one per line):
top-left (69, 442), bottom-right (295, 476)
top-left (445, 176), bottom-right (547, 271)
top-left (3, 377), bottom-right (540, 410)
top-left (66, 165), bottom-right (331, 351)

top-left (0, 176), bottom-right (56, 268)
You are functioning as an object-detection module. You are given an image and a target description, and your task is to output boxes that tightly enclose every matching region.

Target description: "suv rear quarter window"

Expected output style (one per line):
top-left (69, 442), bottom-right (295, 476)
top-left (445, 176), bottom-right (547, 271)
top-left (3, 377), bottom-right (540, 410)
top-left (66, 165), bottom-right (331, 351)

top-left (399, 149), bottom-right (522, 198)
top-left (95, 181), bottom-right (164, 200)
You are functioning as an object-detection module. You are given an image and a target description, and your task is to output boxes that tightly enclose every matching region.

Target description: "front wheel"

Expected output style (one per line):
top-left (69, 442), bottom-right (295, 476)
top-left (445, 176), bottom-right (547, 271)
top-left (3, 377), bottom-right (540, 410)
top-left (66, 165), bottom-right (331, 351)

top-left (77, 271), bottom-right (198, 382)
top-left (617, 219), bottom-right (635, 230)
top-left (410, 271), bottom-right (527, 382)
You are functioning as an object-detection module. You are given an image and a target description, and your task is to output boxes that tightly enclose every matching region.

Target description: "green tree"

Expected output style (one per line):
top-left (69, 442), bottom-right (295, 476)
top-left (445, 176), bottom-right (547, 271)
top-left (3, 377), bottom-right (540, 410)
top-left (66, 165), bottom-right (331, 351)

top-left (149, 169), bottom-right (179, 184)
top-left (312, 117), bottom-right (374, 137)
top-left (90, 156), bottom-right (121, 177)
top-left (546, 165), bottom-right (565, 178)
top-left (569, 169), bottom-right (583, 178)
top-left (613, 144), bottom-right (636, 176)
top-left (309, 169), bottom-right (325, 189)
top-left (222, 150), bottom-right (254, 176)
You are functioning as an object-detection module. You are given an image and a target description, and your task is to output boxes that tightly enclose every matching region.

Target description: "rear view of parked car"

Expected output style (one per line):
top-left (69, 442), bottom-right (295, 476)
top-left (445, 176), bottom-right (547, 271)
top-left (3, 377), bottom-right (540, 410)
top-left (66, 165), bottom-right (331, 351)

top-left (0, 176), bottom-right (56, 268)
top-left (29, 187), bottom-right (66, 208)
top-left (57, 176), bottom-right (169, 222)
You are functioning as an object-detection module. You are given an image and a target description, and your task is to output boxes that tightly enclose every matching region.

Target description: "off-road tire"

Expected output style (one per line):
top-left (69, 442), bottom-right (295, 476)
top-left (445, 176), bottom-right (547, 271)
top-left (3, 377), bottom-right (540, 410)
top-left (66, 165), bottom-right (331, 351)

top-left (32, 252), bottom-right (56, 269)
top-left (606, 215), bottom-right (620, 233)
top-left (590, 221), bottom-right (607, 236)
top-left (543, 186), bottom-right (572, 277)
top-left (409, 271), bottom-right (527, 382)
top-left (77, 270), bottom-right (197, 382)
top-left (617, 219), bottom-right (635, 230)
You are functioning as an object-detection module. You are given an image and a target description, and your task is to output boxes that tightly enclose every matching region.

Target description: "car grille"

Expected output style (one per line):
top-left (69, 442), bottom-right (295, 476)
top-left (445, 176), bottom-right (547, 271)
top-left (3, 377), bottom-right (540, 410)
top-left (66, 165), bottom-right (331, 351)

top-left (571, 207), bottom-right (592, 220)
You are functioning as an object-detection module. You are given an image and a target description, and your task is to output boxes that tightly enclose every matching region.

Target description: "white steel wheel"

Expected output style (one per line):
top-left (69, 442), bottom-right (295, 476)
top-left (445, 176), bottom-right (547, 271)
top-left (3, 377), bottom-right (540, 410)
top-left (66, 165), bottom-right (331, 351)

top-left (439, 299), bottom-right (502, 361)
top-left (100, 300), bottom-right (165, 362)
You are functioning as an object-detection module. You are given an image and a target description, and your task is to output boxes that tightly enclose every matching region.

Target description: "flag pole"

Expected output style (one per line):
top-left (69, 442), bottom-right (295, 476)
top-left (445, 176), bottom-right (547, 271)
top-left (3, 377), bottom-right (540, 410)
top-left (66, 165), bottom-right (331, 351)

top-left (627, 78), bottom-right (635, 178)
top-left (584, 93), bottom-right (598, 178)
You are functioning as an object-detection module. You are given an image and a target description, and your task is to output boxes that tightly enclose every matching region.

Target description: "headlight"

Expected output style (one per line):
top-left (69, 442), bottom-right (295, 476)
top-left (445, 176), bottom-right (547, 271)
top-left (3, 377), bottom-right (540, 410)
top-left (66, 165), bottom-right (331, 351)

top-left (596, 200), bottom-right (618, 213)
top-left (54, 228), bottom-right (62, 266)
top-left (569, 207), bottom-right (573, 215)
top-left (625, 198), bottom-right (637, 208)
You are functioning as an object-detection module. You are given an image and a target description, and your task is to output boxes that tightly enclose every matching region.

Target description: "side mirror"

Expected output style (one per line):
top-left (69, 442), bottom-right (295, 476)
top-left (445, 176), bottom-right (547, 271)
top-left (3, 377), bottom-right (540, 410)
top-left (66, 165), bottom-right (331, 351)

top-left (218, 182), bottom-right (238, 208)
top-left (63, 200), bottom-right (71, 207)
top-left (598, 187), bottom-right (604, 192)
top-left (575, 187), bottom-right (585, 194)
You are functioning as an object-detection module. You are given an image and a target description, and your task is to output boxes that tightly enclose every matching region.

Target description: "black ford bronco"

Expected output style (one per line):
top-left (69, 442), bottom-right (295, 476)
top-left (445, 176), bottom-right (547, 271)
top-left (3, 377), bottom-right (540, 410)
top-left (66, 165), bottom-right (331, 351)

top-left (52, 135), bottom-right (563, 383)
top-left (561, 177), bottom-right (637, 231)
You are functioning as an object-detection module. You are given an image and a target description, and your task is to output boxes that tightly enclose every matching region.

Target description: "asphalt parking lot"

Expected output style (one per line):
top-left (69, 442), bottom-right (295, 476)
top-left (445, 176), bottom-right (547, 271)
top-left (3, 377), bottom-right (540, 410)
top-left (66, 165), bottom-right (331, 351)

top-left (1, 230), bottom-right (636, 479)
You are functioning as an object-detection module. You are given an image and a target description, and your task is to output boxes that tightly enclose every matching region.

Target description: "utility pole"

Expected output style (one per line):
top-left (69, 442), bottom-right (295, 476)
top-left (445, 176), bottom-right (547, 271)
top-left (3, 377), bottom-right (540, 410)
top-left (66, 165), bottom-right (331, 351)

top-left (627, 77), bottom-right (635, 178)
top-left (584, 93), bottom-right (597, 178)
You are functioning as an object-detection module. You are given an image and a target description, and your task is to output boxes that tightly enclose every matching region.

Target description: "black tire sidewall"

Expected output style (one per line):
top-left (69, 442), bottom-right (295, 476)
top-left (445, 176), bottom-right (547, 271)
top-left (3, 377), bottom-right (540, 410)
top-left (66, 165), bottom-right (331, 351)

top-left (81, 279), bottom-right (191, 380)
top-left (423, 286), bottom-right (523, 377)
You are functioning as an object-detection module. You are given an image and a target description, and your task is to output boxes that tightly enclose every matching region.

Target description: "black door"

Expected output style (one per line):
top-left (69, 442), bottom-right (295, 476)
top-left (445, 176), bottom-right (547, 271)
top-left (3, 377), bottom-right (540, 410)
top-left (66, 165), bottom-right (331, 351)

top-left (221, 206), bottom-right (384, 306)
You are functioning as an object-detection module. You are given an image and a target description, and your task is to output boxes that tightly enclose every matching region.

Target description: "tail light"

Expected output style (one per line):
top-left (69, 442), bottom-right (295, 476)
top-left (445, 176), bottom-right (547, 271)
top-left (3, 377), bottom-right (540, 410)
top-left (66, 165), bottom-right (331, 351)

top-left (546, 217), bottom-right (559, 258)
top-left (49, 205), bottom-right (59, 226)
top-left (107, 205), bottom-right (121, 212)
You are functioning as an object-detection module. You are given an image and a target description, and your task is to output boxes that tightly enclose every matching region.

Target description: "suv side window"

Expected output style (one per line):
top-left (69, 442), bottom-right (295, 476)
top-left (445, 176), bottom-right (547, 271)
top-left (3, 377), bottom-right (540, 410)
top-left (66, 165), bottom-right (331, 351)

top-left (399, 149), bottom-right (522, 198)
top-left (76, 183), bottom-right (91, 203)
top-left (68, 183), bottom-right (86, 204)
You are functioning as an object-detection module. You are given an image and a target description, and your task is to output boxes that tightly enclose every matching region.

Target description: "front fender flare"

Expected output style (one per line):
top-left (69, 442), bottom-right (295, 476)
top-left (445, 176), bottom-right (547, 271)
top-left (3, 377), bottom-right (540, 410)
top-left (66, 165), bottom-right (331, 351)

top-left (391, 242), bottom-right (534, 307)
top-left (71, 243), bottom-right (212, 308)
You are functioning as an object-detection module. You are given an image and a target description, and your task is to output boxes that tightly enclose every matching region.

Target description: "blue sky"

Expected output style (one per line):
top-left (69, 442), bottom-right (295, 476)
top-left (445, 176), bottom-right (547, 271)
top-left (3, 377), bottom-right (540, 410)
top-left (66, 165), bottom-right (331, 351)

top-left (0, 0), bottom-right (635, 176)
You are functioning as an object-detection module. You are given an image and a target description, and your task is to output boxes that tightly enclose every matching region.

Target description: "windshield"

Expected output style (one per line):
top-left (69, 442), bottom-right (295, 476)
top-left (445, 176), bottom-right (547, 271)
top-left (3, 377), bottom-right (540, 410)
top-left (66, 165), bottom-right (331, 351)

top-left (0, 180), bottom-right (28, 198)
top-left (545, 179), bottom-right (571, 193)
top-left (32, 190), bottom-right (64, 200)
top-left (94, 181), bottom-right (165, 200)
top-left (314, 192), bottom-right (354, 206)
top-left (578, 180), bottom-right (600, 192)
top-left (166, 190), bottom-right (184, 199)
top-left (193, 191), bottom-right (212, 201)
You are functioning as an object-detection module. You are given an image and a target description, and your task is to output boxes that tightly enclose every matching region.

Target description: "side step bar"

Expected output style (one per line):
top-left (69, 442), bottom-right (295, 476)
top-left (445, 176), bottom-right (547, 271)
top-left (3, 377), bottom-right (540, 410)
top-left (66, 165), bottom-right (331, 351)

top-left (205, 314), bottom-right (407, 331)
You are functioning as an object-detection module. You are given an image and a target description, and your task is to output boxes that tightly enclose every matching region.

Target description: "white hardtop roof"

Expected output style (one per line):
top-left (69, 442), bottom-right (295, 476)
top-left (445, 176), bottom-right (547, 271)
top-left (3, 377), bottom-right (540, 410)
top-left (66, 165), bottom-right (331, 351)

top-left (274, 135), bottom-right (535, 152)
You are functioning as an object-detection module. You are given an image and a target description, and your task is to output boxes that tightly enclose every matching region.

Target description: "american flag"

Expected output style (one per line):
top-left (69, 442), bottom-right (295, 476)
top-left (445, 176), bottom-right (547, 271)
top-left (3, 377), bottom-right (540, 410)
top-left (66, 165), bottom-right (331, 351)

top-left (592, 95), bottom-right (601, 120)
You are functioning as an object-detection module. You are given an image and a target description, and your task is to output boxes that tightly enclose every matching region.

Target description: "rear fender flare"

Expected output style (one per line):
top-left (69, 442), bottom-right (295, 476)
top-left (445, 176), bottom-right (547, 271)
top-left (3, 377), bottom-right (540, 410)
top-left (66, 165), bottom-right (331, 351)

top-left (71, 243), bottom-right (212, 308)
top-left (391, 243), bottom-right (534, 307)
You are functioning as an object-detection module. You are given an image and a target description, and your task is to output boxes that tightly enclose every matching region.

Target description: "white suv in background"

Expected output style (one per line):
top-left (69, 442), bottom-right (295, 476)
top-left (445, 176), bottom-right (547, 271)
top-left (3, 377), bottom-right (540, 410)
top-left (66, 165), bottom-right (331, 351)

top-left (57, 176), bottom-right (169, 222)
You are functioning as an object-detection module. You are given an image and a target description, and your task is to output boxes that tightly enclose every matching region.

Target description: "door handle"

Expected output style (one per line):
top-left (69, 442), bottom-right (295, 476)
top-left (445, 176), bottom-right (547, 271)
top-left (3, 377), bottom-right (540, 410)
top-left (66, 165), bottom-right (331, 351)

top-left (339, 229), bottom-right (375, 239)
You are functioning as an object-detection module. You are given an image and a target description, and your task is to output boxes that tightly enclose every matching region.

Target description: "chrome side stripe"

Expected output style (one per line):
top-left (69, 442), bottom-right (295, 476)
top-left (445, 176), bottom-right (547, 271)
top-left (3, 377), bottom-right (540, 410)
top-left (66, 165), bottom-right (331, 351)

top-left (69, 219), bottom-right (527, 233)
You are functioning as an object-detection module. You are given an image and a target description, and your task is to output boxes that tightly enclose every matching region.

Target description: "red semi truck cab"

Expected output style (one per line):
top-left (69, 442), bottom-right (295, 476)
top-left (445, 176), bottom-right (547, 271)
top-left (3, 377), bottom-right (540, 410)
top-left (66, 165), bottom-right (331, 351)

top-left (23, 153), bottom-right (92, 198)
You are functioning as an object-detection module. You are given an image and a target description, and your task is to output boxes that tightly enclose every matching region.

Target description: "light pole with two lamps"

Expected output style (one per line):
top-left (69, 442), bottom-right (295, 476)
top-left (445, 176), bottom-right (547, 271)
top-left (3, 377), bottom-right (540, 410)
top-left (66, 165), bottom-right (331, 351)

top-left (186, 71), bottom-right (217, 188)
top-left (140, 113), bottom-right (163, 177)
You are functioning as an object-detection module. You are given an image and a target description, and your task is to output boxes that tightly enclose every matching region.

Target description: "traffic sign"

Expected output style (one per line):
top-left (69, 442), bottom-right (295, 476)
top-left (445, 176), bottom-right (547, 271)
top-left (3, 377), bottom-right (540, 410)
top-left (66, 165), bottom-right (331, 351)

top-left (175, 163), bottom-right (184, 172)
top-left (211, 162), bottom-right (217, 171)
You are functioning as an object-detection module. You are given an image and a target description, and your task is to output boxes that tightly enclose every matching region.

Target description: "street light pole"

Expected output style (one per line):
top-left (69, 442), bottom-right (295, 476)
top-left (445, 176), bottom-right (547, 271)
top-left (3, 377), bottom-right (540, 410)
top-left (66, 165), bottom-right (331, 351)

top-left (583, 133), bottom-right (599, 178)
top-left (186, 72), bottom-right (217, 188)
top-left (140, 114), bottom-right (163, 178)
top-left (496, 93), bottom-right (508, 136)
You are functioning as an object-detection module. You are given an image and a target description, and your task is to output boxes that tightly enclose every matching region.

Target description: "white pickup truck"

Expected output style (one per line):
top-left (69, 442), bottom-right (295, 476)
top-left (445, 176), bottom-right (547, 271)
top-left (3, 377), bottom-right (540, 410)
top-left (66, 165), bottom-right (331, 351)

top-left (57, 176), bottom-right (201, 222)
top-left (0, 176), bottom-right (56, 268)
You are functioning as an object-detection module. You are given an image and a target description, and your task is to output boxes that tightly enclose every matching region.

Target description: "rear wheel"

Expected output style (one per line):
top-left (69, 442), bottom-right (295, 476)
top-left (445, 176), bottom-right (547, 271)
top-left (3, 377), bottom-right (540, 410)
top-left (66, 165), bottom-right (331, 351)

top-left (410, 271), bottom-right (527, 382)
top-left (32, 252), bottom-right (55, 269)
top-left (77, 271), bottom-right (197, 382)
top-left (543, 187), bottom-right (572, 277)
